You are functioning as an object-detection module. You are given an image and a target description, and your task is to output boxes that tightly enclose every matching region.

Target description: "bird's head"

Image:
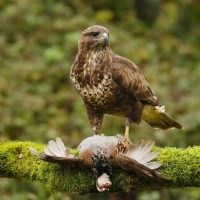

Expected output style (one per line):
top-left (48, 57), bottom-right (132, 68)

top-left (78, 25), bottom-right (110, 51)
top-left (96, 173), bottom-right (112, 192)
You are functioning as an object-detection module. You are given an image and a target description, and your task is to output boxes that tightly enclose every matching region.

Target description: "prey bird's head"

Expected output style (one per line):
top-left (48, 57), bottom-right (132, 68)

top-left (78, 25), bottom-right (110, 51)
top-left (96, 173), bottom-right (112, 192)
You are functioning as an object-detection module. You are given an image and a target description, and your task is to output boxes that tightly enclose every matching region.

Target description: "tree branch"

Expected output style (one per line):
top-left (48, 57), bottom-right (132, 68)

top-left (0, 141), bottom-right (199, 194)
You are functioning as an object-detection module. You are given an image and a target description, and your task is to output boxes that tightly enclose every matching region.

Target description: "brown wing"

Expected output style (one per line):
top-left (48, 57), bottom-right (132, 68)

top-left (111, 154), bottom-right (168, 182)
top-left (111, 54), bottom-right (159, 106)
top-left (43, 155), bottom-right (84, 167)
top-left (29, 147), bottom-right (86, 168)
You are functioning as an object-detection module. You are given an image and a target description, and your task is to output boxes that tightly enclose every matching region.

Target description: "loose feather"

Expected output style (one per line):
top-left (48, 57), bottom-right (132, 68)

top-left (29, 147), bottom-right (46, 160)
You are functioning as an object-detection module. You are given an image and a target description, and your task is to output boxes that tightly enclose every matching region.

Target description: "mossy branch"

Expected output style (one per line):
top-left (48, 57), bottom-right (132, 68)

top-left (0, 141), bottom-right (200, 194)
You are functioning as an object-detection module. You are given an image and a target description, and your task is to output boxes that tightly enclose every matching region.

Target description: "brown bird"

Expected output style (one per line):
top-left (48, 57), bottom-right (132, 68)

top-left (70, 25), bottom-right (182, 140)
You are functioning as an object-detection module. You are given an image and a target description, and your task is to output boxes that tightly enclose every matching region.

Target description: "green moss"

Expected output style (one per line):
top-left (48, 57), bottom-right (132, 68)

top-left (0, 141), bottom-right (95, 194)
top-left (157, 146), bottom-right (200, 186)
top-left (0, 141), bottom-right (200, 194)
top-left (112, 171), bottom-right (136, 192)
top-left (70, 148), bottom-right (80, 157)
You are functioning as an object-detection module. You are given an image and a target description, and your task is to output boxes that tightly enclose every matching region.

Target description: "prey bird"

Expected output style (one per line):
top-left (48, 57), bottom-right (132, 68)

top-left (70, 25), bottom-right (182, 140)
top-left (29, 135), bottom-right (167, 192)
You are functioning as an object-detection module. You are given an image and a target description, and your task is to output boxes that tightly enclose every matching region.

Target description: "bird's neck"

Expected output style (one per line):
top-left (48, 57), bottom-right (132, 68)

top-left (78, 46), bottom-right (112, 68)
top-left (91, 153), bottom-right (112, 177)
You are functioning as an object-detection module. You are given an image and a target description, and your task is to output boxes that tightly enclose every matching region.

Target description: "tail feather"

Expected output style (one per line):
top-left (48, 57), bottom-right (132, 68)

top-left (142, 105), bottom-right (183, 130)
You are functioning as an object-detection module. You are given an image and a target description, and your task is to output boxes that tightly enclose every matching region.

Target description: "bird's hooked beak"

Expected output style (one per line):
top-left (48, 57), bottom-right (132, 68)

top-left (102, 32), bottom-right (109, 45)
top-left (96, 173), bottom-right (112, 192)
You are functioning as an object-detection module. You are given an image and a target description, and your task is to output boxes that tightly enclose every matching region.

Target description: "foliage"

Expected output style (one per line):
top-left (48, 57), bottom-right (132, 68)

top-left (0, 0), bottom-right (199, 199)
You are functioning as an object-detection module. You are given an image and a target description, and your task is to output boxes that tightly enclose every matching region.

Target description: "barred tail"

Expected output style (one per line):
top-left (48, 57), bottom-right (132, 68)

top-left (142, 105), bottom-right (183, 130)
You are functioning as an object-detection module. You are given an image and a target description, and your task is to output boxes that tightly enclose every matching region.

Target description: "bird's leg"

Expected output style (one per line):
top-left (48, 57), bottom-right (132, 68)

top-left (123, 119), bottom-right (132, 146)
top-left (85, 104), bottom-right (103, 135)
top-left (124, 126), bottom-right (129, 140)
top-left (124, 118), bottom-right (130, 140)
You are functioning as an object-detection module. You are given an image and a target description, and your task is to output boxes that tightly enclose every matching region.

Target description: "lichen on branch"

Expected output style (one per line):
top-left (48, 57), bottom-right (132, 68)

top-left (0, 141), bottom-right (200, 194)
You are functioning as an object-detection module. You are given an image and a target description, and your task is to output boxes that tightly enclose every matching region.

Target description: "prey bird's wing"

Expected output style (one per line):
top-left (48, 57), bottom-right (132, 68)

top-left (111, 54), bottom-right (159, 106)
top-left (111, 154), bottom-right (167, 181)
top-left (29, 137), bottom-right (85, 167)
top-left (29, 147), bottom-right (83, 166)
top-left (111, 139), bottom-right (168, 181)
top-left (125, 140), bottom-right (161, 170)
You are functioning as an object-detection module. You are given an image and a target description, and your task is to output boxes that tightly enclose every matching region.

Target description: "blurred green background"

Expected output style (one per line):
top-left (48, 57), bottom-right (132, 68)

top-left (0, 0), bottom-right (199, 199)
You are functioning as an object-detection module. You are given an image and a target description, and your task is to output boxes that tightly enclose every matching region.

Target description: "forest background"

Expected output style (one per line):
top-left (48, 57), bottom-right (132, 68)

top-left (0, 0), bottom-right (199, 199)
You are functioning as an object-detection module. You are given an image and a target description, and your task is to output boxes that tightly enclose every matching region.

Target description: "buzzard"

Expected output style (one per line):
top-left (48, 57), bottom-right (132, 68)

top-left (29, 135), bottom-right (167, 192)
top-left (70, 25), bottom-right (182, 140)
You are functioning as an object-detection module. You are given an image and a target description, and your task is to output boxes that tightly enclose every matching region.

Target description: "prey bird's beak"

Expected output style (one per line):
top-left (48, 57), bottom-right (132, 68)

top-left (102, 32), bottom-right (109, 45)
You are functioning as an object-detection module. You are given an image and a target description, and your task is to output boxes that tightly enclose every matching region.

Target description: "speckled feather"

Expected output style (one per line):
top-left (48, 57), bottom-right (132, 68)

top-left (70, 25), bottom-right (182, 133)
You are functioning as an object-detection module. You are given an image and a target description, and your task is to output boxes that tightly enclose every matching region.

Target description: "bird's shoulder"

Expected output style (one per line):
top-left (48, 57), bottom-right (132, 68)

top-left (111, 54), bottom-right (139, 71)
top-left (110, 54), bottom-right (159, 106)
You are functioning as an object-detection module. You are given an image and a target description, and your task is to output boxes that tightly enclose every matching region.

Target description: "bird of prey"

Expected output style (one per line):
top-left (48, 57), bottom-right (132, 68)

top-left (29, 135), bottom-right (167, 192)
top-left (70, 25), bottom-right (182, 140)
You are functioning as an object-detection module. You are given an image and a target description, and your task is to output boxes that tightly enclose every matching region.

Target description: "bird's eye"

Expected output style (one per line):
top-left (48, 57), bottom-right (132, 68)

top-left (91, 32), bottom-right (99, 37)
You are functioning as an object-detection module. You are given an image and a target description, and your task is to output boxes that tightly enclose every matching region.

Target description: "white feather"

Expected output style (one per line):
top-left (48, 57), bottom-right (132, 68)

top-left (45, 140), bottom-right (61, 156)
top-left (44, 137), bottom-right (72, 158)
top-left (126, 140), bottom-right (154, 161)
top-left (145, 161), bottom-right (162, 170)
top-left (125, 140), bottom-right (161, 170)
top-left (138, 151), bottom-right (160, 164)
top-left (155, 105), bottom-right (166, 113)
top-left (56, 137), bottom-right (66, 152)
top-left (78, 134), bottom-right (123, 157)
top-left (29, 147), bottom-right (40, 157)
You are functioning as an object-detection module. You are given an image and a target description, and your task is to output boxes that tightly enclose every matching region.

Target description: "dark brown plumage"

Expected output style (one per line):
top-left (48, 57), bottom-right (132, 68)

top-left (70, 25), bottom-right (182, 138)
